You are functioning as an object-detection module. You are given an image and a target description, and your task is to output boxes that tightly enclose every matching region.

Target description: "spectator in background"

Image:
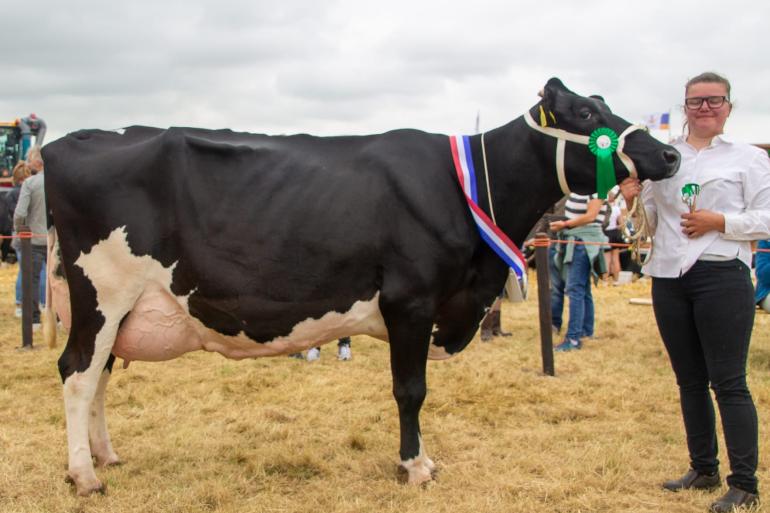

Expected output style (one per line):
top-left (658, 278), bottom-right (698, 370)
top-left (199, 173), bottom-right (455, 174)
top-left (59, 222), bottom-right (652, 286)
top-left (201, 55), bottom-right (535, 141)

top-left (13, 146), bottom-right (47, 327)
top-left (479, 297), bottom-right (511, 342)
top-left (306, 337), bottom-right (352, 362)
top-left (549, 192), bottom-right (608, 352)
top-left (8, 161), bottom-right (32, 317)
top-left (755, 240), bottom-right (770, 313)
top-left (620, 71), bottom-right (769, 512)
top-left (0, 172), bottom-right (14, 263)
top-left (602, 188), bottom-right (624, 283)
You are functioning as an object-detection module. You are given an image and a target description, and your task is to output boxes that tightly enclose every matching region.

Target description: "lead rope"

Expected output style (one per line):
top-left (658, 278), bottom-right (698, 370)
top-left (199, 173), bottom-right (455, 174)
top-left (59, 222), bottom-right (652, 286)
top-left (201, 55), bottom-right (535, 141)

top-left (480, 132), bottom-right (498, 225)
top-left (622, 196), bottom-right (653, 266)
top-left (523, 108), bottom-right (653, 264)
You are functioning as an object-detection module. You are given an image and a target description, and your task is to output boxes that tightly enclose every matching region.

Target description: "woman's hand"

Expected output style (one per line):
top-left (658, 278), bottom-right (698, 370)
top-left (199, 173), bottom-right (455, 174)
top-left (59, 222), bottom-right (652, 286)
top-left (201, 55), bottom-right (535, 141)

top-left (619, 177), bottom-right (642, 205)
top-left (680, 210), bottom-right (725, 238)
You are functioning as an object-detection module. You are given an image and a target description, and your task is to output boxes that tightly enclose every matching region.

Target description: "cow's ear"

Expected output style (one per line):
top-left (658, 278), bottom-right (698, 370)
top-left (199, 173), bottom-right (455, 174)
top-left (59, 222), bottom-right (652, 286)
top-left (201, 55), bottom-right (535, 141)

top-left (540, 78), bottom-right (566, 123)
top-left (589, 94), bottom-right (612, 113)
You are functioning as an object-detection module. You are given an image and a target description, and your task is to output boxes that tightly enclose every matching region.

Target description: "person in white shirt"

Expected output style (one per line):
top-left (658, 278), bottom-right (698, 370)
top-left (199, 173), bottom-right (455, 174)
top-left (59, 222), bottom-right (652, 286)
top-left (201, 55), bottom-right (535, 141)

top-left (602, 188), bottom-right (623, 282)
top-left (621, 72), bottom-right (770, 513)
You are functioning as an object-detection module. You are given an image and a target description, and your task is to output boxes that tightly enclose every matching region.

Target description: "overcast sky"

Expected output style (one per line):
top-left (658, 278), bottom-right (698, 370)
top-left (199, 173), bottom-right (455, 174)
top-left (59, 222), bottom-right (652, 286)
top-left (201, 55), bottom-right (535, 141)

top-left (3, 0), bottom-right (769, 145)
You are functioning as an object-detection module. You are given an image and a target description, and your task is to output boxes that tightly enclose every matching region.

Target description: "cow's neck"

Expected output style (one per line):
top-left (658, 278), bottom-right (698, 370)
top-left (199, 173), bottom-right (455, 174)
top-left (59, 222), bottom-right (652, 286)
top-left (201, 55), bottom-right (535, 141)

top-left (469, 113), bottom-right (564, 245)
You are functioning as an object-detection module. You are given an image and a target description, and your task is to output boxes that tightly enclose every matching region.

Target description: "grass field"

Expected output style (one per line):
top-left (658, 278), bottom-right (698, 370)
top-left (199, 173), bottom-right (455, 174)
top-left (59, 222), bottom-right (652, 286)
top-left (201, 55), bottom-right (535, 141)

top-left (1, 264), bottom-right (768, 513)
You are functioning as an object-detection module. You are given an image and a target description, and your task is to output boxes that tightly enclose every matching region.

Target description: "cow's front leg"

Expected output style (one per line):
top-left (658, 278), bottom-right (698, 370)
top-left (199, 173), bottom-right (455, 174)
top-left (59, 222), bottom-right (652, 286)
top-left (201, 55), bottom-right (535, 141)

top-left (386, 314), bottom-right (435, 484)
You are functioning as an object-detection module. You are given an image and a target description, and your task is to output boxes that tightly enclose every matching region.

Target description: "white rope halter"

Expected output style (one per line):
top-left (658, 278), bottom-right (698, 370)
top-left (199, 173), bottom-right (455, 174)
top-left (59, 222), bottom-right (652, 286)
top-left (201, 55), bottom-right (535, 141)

top-left (523, 110), bottom-right (646, 196)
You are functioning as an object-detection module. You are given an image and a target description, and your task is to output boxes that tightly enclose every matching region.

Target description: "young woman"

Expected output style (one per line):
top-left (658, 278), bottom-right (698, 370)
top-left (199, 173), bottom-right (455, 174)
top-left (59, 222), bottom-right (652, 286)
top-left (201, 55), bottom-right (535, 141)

top-left (621, 72), bottom-right (770, 512)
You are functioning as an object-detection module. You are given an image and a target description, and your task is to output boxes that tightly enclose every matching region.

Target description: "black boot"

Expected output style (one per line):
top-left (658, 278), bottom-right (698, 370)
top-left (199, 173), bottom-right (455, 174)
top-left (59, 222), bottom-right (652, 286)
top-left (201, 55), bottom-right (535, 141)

top-left (662, 469), bottom-right (720, 492)
top-left (480, 312), bottom-right (494, 342)
top-left (490, 310), bottom-right (511, 337)
top-left (710, 487), bottom-right (759, 512)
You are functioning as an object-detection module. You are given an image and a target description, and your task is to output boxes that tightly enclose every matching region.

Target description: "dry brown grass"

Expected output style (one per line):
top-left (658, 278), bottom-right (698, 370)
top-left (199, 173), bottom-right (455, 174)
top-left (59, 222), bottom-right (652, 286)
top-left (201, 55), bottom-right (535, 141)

top-left (1, 265), bottom-right (769, 513)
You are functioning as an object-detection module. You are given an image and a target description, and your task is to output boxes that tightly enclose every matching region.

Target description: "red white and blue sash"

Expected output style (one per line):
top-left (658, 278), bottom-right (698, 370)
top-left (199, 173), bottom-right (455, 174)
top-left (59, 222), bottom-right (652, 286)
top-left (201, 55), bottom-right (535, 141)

top-left (449, 135), bottom-right (527, 279)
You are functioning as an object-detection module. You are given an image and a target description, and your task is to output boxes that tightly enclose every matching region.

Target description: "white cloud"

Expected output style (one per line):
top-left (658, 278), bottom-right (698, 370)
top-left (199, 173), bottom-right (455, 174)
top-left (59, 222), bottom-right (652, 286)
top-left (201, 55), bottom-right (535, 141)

top-left (2, 0), bottom-right (768, 144)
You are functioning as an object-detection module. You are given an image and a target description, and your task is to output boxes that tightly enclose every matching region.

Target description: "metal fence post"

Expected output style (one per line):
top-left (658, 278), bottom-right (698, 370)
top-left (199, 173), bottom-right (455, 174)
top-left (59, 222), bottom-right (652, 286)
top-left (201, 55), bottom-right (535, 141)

top-left (20, 229), bottom-right (33, 349)
top-left (534, 231), bottom-right (554, 376)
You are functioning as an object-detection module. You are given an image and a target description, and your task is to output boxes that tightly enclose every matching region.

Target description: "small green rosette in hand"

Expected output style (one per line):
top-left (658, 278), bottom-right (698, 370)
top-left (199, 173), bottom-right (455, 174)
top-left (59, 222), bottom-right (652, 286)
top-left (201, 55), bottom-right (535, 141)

top-left (681, 183), bottom-right (701, 213)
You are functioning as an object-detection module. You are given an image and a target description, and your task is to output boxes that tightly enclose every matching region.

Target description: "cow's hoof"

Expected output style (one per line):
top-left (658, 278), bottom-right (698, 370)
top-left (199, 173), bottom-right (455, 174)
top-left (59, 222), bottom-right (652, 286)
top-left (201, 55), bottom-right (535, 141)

top-left (399, 461), bottom-right (434, 485)
top-left (66, 473), bottom-right (106, 496)
top-left (96, 456), bottom-right (122, 468)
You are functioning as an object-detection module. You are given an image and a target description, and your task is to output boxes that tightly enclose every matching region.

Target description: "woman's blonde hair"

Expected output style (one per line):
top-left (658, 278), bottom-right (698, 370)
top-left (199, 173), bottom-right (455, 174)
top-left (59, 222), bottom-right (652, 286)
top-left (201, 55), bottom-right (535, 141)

top-left (26, 145), bottom-right (44, 173)
top-left (11, 160), bottom-right (31, 186)
top-left (686, 71), bottom-right (731, 99)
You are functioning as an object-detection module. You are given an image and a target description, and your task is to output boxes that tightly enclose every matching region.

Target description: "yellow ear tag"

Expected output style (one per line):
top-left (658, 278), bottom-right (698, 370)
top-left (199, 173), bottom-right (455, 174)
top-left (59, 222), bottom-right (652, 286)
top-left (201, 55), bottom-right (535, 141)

top-left (539, 106), bottom-right (547, 127)
top-left (549, 111), bottom-right (556, 124)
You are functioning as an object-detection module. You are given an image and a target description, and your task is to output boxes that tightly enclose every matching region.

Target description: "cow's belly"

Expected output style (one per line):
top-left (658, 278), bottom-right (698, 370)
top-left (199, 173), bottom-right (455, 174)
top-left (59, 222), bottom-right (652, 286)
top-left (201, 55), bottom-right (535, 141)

top-left (75, 227), bottom-right (389, 363)
top-left (113, 286), bottom-right (388, 362)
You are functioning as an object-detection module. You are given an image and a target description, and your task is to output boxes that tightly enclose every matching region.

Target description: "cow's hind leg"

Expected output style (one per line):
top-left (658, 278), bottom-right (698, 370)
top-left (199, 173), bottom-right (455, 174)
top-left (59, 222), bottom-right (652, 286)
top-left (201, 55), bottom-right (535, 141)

top-left (60, 311), bottom-right (124, 496)
top-left (89, 355), bottom-right (121, 467)
top-left (383, 302), bottom-right (436, 484)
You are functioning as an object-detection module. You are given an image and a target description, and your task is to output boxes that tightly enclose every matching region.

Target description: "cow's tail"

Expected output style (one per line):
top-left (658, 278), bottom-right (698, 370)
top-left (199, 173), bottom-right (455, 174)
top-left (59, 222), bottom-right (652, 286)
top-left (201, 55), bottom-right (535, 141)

top-left (43, 227), bottom-right (57, 349)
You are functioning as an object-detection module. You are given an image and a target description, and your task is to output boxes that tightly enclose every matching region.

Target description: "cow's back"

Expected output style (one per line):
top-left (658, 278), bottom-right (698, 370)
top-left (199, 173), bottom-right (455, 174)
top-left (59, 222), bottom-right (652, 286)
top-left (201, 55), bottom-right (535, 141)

top-left (44, 126), bottom-right (476, 350)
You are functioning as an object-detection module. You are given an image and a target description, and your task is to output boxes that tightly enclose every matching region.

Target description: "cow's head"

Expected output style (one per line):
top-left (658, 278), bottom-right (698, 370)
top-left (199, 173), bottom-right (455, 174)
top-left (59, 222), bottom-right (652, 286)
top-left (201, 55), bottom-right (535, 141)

top-left (531, 78), bottom-right (679, 196)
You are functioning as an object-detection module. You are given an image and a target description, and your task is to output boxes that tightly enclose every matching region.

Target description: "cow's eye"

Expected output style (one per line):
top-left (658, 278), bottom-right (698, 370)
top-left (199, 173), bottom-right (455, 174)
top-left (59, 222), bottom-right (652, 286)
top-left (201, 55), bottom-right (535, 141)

top-left (579, 109), bottom-right (592, 120)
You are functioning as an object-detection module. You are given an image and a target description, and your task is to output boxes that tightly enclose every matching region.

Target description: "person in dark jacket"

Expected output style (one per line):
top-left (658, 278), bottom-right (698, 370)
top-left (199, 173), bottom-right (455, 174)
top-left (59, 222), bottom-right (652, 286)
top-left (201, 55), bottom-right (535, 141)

top-left (8, 161), bottom-right (30, 317)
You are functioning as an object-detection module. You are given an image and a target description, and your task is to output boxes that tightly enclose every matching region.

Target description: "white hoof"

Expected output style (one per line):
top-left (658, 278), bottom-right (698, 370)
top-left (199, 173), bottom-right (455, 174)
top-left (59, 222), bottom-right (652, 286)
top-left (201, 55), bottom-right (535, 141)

top-left (401, 456), bottom-right (435, 484)
top-left (66, 470), bottom-right (105, 496)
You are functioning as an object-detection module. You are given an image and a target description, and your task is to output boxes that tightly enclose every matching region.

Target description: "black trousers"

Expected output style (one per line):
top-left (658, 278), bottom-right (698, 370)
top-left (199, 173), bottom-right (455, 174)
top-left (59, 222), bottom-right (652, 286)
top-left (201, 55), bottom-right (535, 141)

top-left (652, 260), bottom-right (758, 493)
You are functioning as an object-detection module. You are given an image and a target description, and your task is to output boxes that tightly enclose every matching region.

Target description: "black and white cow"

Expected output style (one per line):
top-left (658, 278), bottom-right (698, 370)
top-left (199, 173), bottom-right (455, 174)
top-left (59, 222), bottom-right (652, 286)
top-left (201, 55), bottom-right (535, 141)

top-left (43, 78), bottom-right (679, 496)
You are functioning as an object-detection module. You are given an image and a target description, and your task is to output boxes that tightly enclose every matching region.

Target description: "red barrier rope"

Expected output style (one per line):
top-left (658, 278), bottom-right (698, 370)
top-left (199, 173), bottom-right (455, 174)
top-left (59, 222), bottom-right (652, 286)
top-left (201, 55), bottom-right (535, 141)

top-left (0, 232), bottom-right (47, 240)
top-left (528, 238), bottom-right (641, 250)
top-left (5, 231), bottom-right (770, 253)
top-left (527, 237), bottom-right (770, 253)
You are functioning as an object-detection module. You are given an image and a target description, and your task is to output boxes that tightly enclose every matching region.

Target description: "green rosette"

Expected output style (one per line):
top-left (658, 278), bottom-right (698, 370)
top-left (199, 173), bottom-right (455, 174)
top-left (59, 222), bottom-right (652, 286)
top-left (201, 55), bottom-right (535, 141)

top-left (681, 183), bottom-right (700, 198)
top-left (588, 127), bottom-right (619, 199)
top-left (681, 183), bottom-right (701, 212)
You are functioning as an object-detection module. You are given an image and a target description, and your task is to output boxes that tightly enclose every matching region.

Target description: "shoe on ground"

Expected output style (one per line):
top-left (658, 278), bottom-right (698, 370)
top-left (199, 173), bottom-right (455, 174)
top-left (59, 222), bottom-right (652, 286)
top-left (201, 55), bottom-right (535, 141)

top-left (710, 486), bottom-right (759, 513)
top-left (337, 345), bottom-right (351, 361)
top-left (554, 338), bottom-right (581, 352)
top-left (306, 347), bottom-right (321, 362)
top-left (288, 353), bottom-right (304, 359)
top-left (662, 469), bottom-right (720, 492)
top-left (14, 307), bottom-right (21, 318)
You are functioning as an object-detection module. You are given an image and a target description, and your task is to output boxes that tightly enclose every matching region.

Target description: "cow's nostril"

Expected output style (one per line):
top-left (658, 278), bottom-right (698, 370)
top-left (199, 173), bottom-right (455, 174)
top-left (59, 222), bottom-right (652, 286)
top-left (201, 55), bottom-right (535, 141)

top-left (663, 149), bottom-right (680, 166)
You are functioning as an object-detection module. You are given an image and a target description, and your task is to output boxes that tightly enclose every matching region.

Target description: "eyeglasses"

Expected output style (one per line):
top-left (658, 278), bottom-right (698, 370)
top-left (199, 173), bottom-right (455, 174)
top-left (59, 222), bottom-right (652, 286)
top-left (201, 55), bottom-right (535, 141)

top-left (684, 96), bottom-right (729, 110)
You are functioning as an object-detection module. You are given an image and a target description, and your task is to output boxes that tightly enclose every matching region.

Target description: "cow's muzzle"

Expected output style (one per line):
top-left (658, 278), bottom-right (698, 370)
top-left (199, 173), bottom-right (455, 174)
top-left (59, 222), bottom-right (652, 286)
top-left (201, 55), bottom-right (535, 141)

top-left (662, 148), bottom-right (681, 178)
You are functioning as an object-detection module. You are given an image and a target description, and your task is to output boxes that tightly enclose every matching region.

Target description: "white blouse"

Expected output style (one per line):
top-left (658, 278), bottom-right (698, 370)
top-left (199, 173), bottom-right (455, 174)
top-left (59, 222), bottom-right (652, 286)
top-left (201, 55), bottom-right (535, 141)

top-left (641, 135), bottom-right (770, 278)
